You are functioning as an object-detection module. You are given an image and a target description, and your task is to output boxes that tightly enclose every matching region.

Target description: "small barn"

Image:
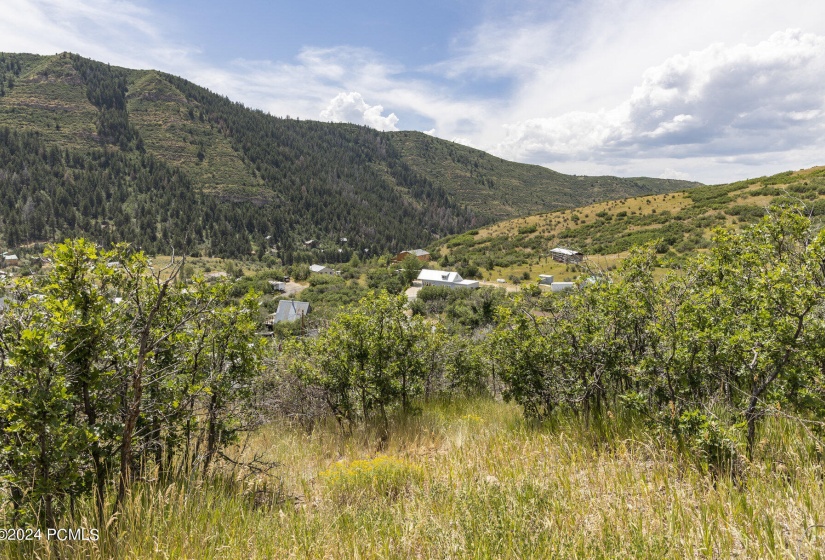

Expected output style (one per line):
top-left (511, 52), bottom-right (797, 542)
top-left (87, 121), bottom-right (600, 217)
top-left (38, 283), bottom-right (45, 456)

top-left (266, 300), bottom-right (310, 328)
top-left (417, 269), bottom-right (479, 289)
top-left (550, 247), bottom-right (584, 264)
top-left (395, 249), bottom-right (431, 263)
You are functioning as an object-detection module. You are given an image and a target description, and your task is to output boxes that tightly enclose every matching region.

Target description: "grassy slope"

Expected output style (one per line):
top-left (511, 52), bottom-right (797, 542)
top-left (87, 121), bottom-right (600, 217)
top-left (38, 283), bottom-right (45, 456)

top-left (390, 130), bottom-right (702, 221)
top-left (126, 71), bottom-right (271, 202)
top-left (5, 399), bottom-right (822, 559)
top-left (436, 166), bottom-right (825, 280)
top-left (0, 54), bottom-right (99, 150)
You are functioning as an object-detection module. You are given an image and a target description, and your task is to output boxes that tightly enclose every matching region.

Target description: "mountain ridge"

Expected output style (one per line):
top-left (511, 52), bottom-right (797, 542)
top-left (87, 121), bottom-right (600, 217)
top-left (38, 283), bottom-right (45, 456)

top-left (0, 51), bottom-right (699, 259)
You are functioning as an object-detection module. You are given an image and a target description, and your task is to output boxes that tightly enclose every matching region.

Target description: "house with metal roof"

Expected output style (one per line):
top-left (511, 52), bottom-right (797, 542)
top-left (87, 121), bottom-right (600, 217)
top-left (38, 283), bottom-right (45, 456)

top-left (550, 247), bottom-right (584, 264)
top-left (417, 268), bottom-right (479, 289)
top-left (309, 264), bottom-right (336, 275)
top-left (395, 249), bottom-right (431, 263)
top-left (265, 300), bottom-right (310, 327)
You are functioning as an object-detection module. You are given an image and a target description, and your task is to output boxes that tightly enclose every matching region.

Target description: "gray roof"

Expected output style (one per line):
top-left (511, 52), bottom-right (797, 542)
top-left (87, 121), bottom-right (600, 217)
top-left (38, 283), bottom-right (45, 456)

top-left (401, 249), bottom-right (430, 257)
top-left (550, 247), bottom-right (583, 256)
top-left (268, 300), bottom-right (310, 324)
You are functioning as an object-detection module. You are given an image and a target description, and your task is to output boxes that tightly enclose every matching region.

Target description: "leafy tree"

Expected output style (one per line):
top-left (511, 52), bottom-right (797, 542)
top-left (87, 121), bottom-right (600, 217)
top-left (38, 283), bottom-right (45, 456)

top-left (285, 291), bottom-right (431, 433)
top-left (0, 240), bottom-right (267, 525)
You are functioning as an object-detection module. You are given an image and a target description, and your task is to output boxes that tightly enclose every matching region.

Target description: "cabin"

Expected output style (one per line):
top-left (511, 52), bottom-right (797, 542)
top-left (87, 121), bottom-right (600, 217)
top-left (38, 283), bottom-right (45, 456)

top-left (538, 274), bottom-right (554, 285)
top-left (417, 269), bottom-right (479, 289)
top-left (395, 249), bottom-right (431, 263)
top-left (265, 300), bottom-right (310, 328)
top-left (550, 247), bottom-right (584, 264)
top-left (3, 254), bottom-right (19, 267)
top-left (268, 280), bottom-right (286, 292)
top-left (309, 264), bottom-right (336, 275)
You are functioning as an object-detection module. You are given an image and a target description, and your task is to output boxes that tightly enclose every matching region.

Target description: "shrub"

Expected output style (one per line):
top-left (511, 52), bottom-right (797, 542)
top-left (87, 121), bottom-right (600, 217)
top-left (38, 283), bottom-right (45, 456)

top-left (319, 456), bottom-right (423, 502)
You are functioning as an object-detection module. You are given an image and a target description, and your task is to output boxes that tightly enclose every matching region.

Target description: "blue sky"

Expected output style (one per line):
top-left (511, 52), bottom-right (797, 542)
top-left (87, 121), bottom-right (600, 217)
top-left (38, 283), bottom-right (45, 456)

top-left (2, 0), bottom-right (825, 183)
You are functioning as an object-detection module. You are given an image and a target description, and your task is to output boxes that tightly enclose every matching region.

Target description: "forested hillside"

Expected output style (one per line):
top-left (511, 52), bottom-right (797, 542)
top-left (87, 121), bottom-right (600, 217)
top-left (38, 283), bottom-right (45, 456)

top-left (390, 131), bottom-right (700, 220)
top-left (0, 52), bottom-right (694, 258)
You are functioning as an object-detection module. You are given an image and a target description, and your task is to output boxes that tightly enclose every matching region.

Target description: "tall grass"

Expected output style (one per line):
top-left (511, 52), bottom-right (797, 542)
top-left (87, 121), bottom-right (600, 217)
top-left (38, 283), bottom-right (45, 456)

top-left (3, 398), bottom-right (824, 559)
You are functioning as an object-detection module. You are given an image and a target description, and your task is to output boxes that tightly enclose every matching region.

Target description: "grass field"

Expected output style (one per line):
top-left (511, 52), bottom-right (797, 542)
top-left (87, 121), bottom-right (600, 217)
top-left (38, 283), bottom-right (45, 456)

top-left (6, 399), bottom-right (823, 559)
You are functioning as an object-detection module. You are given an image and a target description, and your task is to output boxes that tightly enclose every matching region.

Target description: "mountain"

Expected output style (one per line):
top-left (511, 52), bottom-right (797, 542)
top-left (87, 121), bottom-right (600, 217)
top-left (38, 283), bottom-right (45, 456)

top-left (0, 52), bottom-right (697, 260)
top-left (435, 166), bottom-right (825, 274)
top-left (390, 131), bottom-right (700, 221)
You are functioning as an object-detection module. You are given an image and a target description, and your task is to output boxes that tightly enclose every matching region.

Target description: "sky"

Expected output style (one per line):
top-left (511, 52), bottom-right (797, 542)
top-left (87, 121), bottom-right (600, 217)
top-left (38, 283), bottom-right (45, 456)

top-left (2, 0), bottom-right (825, 184)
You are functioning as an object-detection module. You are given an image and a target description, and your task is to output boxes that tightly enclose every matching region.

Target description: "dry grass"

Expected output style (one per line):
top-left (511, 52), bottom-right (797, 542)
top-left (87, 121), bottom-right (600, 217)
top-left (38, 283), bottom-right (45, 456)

top-left (4, 399), bottom-right (825, 559)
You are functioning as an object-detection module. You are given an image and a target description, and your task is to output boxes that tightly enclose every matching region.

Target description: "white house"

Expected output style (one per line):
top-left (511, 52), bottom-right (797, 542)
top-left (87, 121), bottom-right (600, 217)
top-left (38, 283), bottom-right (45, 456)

top-left (266, 300), bottom-right (310, 327)
top-left (417, 269), bottom-right (479, 289)
top-left (309, 264), bottom-right (335, 275)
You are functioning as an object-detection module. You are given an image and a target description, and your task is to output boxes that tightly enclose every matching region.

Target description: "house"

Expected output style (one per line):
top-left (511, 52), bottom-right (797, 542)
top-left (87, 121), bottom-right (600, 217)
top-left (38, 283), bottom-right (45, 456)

top-left (538, 274), bottom-right (554, 286)
top-left (3, 254), bottom-right (19, 267)
top-left (550, 247), bottom-right (584, 264)
top-left (550, 282), bottom-right (575, 292)
top-left (268, 280), bottom-right (286, 292)
top-left (265, 300), bottom-right (310, 327)
top-left (417, 269), bottom-right (479, 289)
top-left (309, 264), bottom-right (335, 275)
top-left (395, 249), bottom-right (431, 263)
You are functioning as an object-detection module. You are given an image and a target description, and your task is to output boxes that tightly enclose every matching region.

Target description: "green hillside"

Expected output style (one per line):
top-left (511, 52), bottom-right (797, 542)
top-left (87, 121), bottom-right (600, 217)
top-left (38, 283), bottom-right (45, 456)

top-left (0, 51), bottom-right (698, 258)
top-left (390, 131), bottom-right (701, 220)
top-left (436, 166), bottom-right (825, 276)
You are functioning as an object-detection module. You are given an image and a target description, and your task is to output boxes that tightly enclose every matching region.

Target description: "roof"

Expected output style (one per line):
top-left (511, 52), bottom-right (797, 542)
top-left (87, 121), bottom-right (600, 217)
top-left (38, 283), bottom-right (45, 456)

top-left (550, 247), bottom-right (583, 256)
top-left (401, 249), bottom-right (430, 257)
top-left (269, 300), bottom-right (310, 324)
top-left (309, 264), bottom-right (332, 273)
top-left (418, 268), bottom-right (463, 283)
top-left (417, 269), bottom-right (478, 287)
top-left (4, 254), bottom-right (18, 260)
top-left (550, 282), bottom-right (576, 292)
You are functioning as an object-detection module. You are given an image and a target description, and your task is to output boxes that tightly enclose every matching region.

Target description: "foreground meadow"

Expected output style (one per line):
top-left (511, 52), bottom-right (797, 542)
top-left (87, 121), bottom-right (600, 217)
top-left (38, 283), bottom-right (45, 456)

top-left (6, 398), bottom-right (823, 559)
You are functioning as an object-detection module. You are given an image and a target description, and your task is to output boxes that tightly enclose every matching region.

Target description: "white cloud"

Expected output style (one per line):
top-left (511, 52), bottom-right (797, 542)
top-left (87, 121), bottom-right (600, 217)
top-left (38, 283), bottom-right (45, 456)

top-left (659, 168), bottom-right (692, 181)
top-left (0, 0), bottom-right (195, 70)
top-left (496, 30), bottom-right (825, 169)
top-left (320, 92), bottom-right (399, 131)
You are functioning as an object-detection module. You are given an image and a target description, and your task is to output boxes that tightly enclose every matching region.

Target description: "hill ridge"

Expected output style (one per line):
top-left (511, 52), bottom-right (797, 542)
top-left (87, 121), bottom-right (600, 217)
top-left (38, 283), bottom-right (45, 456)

top-left (0, 51), bottom-right (700, 259)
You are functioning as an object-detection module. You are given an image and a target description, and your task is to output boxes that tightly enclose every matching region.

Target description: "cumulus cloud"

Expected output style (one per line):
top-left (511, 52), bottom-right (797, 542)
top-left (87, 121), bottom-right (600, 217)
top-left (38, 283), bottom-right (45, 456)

top-left (497, 30), bottom-right (825, 167)
top-left (320, 92), bottom-right (399, 131)
top-left (659, 168), bottom-right (692, 181)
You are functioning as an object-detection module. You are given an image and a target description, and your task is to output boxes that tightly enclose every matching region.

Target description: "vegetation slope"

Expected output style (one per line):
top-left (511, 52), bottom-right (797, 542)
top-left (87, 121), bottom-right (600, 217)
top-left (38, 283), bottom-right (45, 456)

top-left (1, 52), bottom-right (694, 258)
top-left (436, 165), bottom-right (825, 277)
